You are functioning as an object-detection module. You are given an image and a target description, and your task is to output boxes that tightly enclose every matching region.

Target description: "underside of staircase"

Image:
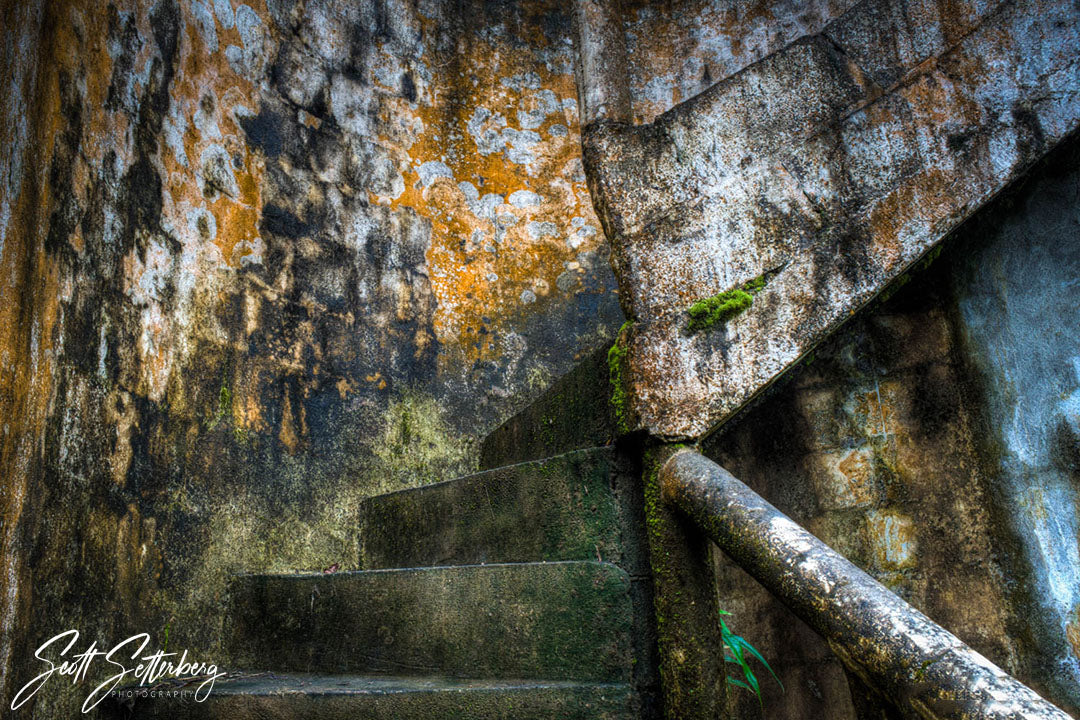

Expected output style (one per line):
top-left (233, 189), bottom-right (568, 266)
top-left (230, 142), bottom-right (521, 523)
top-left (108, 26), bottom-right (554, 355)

top-left (103, 420), bottom-right (659, 719)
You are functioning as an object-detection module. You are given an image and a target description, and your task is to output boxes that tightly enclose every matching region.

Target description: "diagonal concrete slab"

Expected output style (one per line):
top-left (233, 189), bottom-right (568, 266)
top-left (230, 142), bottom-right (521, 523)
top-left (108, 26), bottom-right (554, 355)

top-left (581, 0), bottom-right (1080, 440)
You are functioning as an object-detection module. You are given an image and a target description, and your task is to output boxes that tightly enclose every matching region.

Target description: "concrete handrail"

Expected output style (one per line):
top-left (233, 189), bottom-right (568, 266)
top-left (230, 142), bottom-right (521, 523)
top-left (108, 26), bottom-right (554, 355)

top-left (660, 448), bottom-right (1073, 720)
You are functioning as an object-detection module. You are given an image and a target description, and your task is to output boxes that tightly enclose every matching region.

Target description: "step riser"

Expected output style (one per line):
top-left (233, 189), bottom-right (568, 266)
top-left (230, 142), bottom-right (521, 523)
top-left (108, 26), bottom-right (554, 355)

top-left (479, 347), bottom-right (617, 469)
top-left (225, 562), bottom-right (633, 682)
top-left (360, 448), bottom-right (623, 569)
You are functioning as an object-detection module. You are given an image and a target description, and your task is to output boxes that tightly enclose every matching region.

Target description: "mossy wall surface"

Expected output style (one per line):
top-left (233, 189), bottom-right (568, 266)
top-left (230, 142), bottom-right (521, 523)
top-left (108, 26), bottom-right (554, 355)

top-left (0, 1), bottom-right (622, 715)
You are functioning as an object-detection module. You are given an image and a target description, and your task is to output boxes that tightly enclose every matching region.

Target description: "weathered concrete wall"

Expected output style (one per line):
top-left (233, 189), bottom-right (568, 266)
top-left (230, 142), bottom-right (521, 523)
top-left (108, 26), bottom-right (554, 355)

top-left (703, 139), bottom-right (1080, 718)
top-left (0, 0), bottom-right (621, 715)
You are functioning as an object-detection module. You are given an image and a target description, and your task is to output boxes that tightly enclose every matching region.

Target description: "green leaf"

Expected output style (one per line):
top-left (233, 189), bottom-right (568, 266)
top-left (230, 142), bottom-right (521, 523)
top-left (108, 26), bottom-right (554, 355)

top-left (740, 638), bottom-right (784, 689)
top-left (718, 608), bottom-right (784, 704)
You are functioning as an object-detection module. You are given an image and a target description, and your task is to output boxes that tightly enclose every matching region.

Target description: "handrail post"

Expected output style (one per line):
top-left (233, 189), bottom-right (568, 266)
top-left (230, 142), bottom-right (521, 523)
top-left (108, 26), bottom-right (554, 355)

top-left (660, 448), bottom-right (1073, 720)
top-left (642, 444), bottom-right (729, 718)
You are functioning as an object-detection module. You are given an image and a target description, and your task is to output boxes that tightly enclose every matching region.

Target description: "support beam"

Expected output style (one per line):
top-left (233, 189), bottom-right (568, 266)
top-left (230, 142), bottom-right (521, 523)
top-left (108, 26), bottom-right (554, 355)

top-left (572, 0), bottom-right (631, 126)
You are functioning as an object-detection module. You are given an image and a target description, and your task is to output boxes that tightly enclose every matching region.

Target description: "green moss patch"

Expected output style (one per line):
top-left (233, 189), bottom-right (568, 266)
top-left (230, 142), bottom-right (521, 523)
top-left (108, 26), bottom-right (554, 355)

top-left (685, 275), bottom-right (768, 334)
top-left (607, 321), bottom-right (633, 433)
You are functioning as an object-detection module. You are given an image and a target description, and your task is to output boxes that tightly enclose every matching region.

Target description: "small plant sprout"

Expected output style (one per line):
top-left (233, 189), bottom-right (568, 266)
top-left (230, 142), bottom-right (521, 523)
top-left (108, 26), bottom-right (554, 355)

top-left (719, 610), bottom-right (783, 704)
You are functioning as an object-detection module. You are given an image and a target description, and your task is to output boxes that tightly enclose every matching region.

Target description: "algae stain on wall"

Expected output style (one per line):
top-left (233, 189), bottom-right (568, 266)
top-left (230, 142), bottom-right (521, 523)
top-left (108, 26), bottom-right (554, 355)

top-left (371, 388), bottom-right (476, 492)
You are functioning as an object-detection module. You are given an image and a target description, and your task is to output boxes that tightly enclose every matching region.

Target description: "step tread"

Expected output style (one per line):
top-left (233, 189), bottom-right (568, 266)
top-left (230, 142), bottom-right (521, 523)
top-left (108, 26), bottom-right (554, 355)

top-left (226, 561), bottom-right (634, 682)
top-left (360, 447), bottom-right (623, 569)
top-left (141, 671), bottom-right (632, 695)
top-left (105, 672), bottom-right (637, 719)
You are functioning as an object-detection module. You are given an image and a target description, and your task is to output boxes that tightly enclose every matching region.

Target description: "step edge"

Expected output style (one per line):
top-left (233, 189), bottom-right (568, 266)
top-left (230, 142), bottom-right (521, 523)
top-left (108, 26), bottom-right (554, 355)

top-left (231, 559), bottom-right (631, 580)
top-left (360, 445), bottom-right (616, 507)
top-left (147, 672), bottom-right (634, 694)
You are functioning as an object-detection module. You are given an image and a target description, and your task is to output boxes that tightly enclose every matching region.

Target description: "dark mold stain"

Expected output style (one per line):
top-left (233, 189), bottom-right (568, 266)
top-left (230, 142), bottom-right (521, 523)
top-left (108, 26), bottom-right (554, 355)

top-left (401, 70), bottom-right (417, 102)
top-left (105, 6), bottom-right (141, 112)
top-left (239, 108), bottom-right (286, 158)
top-left (260, 202), bottom-right (310, 239)
top-left (1012, 104), bottom-right (1047, 160)
top-left (43, 70), bottom-right (83, 262)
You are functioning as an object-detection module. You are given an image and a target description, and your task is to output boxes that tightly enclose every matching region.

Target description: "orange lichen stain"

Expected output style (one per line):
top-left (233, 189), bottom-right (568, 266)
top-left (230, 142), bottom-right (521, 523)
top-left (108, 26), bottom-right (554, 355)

top-left (869, 168), bottom-right (954, 265)
top-left (240, 392), bottom-right (267, 433)
top-left (902, 64), bottom-right (986, 134)
top-left (0, 0), bottom-right (92, 694)
top-left (162, 0), bottom-right (267, 269)
top-left (837, 447), bottom-right (875, 485)
top-left (813, 446), bottom-right (879, 510)
top-left (299, 109), bottom-right (321, 130)
top-left (851, 380), bottom-right (902, 440)
top-left (279, 387), bottom-right (299, 453)
top-left (335, 377), bottom-right (356, 399)
top-left (378, 7), bottom-right (606, 370)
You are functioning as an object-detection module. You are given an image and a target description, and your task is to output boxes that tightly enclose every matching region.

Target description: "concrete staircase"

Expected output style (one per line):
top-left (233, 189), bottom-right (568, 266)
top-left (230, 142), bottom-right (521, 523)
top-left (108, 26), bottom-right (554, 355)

top-left (105, 413), bottom-right (658, 718)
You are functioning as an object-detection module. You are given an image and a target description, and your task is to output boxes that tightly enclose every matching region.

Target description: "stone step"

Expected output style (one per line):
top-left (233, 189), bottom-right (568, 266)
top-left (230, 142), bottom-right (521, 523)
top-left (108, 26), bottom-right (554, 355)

top-left (359, 447), bottom-right (625, 569)
top-left (225, 561), bottom-right (633, 682)
top-left (479, 346), bottom-right (617, 469)
top-left (101, 673), bottom-right (638, 719)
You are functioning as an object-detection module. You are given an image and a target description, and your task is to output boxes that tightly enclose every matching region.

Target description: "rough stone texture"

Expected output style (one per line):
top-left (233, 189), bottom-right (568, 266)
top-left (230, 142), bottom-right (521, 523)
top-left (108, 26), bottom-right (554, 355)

top-left (621, 0), bottom-right (860, 123)
top-left (225, 561), bottom-right (633, 682)
top-left (702, 140), bottom-right (1080, 719)
top-left (0, 1), bottom-right (623, 715)
top-left (360, 447), bottom-right (623, 568)
top-left (583, 0), bottom-right (1080, 440)
top-left (949, 142), bottom-right (1080, 709)
top-left (661, 449), bottom-right (1073, 720)
top-left (101, 673), bottom-right (638, 720)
